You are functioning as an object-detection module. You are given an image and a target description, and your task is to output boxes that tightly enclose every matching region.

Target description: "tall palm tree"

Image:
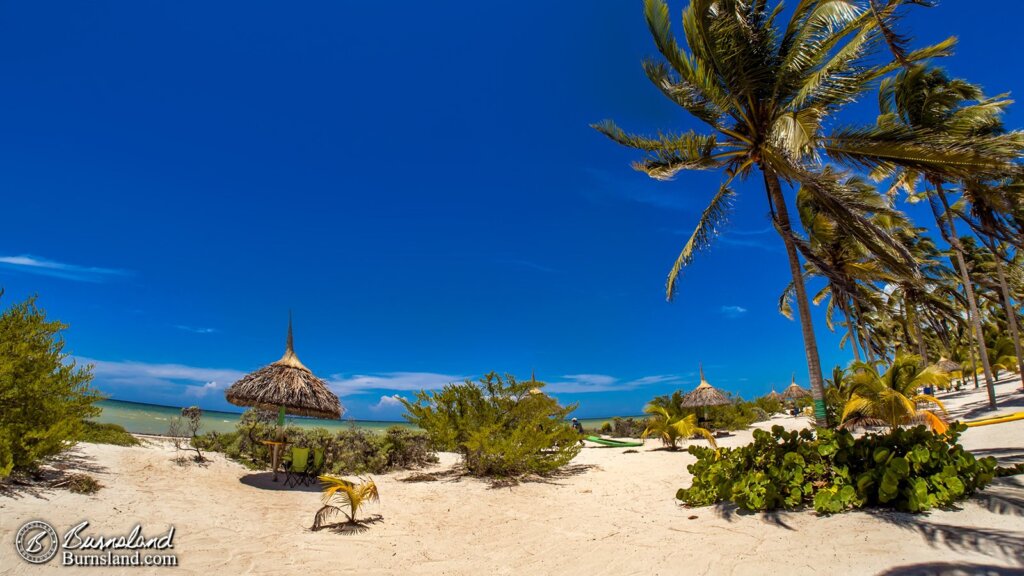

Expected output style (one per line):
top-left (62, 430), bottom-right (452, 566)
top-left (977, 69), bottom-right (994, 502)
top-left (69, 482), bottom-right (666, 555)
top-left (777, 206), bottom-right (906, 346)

top-left (876, 64), bottom-right (1024, 409)
top-left (959, 178), bottom-right (1024, 381)
top-left (593, 0), bottom-right (1016, 426)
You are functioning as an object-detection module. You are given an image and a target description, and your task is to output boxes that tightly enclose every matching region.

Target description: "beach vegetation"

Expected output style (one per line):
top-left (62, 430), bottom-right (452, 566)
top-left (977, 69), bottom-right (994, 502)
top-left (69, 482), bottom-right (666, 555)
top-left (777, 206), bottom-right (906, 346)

top-left (169, 406), bottom-right (206, 462)
top-left (0, 292), bottom-right (100, 478)
top-left (79, 421), bottom-right (140, 447)
top-left (641, 404), bottom-right (717, 450)
top-left (194, 419), bottom-right (437, 474)
top-left (401, 372), bottom-right (581, 477)
top-left (312, 476), bottom-right (380, 529)
top-left (840, 355), bottom-right (950, 433)
top-left (677, 423), bottom-right (996, 514)
top-left (598, 417), bottom-right (647, 438)
top-left (595, 0), bottom-right (1024, 425)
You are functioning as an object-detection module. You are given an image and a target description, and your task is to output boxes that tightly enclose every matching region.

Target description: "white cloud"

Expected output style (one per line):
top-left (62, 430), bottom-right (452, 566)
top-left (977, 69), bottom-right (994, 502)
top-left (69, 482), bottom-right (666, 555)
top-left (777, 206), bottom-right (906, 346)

top-left (720, 305), bottom-right (748, 319)
top-left (328, 372), bottom-right (466, 396)
top-left (174, 325), bottom-right (218, 334)
top-left (369, 394), bottom-right (406, 411)
top-left (184, 381), bottom-right (221, 398)
top-left (79, 357), bottom-right (246, 393)
top-left (0, 255), bottom-right (129, 282)
top-left (545, 373), bottom-right (681, 394)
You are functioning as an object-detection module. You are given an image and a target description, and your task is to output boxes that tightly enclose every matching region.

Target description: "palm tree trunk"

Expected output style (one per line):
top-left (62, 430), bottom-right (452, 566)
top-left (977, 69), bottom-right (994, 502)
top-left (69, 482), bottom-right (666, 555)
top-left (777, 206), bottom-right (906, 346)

top-left (853, 300), bottom-right (876, 363)
top-left (763, 168), bottom-right (828, 427)
top-left (992, 245), bottom-right (1024, 389)
top-left (908, 299), bottom-right (929, 363)
top-left (930, 186), bottom-right (996, 410)
top-left (840, 298), bottom-right (862, 363)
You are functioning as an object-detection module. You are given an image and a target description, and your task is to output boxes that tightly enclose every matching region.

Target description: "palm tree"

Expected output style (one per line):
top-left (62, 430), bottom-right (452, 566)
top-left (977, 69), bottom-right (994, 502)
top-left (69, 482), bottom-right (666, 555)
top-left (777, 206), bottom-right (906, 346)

top-left (641, 403), bottom-right (717, 450)
top-left (958, 178), bottom-right (1024, 381)
top-left (876, 64), bottom-right (1024, 409)
top-left (841, 355), bottom-right (950, 433)
top-left (593, 0), bottom-right (1015, 426)
top-left (312, 476), bottom-right (380, 529)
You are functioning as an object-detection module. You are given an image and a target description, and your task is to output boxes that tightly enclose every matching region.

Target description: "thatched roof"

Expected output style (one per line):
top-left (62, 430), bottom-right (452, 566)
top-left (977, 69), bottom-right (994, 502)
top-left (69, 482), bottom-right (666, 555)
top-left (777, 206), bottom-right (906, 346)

top-left (934, 357), bottom-right (962, 373)
top-left (764, 387), bottom-right (782, 402)
top-left (781, 374), bottom-right (811, 400)
top-left (224, 317), bottom-right (343, 420)
top-left (679, 365), bottom-right (732, 408)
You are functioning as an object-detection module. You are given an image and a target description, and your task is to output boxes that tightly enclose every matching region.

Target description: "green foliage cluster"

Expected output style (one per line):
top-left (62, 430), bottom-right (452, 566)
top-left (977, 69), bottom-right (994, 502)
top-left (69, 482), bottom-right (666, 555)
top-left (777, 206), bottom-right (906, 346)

top-left (598, 417), bottom-right (647, 438)
top-left (676, 424), bottom-right (996, 514)
top-left (402, 372), bottom-right (581, 477)
top-left (0, 294), bottom-right (100, 478)
top-left (79, 422), bottom-right (140, 446)
top-left (194, 413), bottom-right (437, 475)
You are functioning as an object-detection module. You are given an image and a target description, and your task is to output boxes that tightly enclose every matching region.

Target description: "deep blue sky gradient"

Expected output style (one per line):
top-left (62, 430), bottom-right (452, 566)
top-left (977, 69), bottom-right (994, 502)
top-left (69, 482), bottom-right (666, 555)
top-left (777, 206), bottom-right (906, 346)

top-left (2, 1), bottom-right (1022, 419)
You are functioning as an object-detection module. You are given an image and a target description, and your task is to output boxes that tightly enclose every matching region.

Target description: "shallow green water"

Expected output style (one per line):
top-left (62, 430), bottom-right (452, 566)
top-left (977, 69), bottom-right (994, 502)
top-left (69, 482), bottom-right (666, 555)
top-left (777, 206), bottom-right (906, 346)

top-left (92, 400), bottom-right (414, 435)
top-left (92, 399), bottom-right (619, 435)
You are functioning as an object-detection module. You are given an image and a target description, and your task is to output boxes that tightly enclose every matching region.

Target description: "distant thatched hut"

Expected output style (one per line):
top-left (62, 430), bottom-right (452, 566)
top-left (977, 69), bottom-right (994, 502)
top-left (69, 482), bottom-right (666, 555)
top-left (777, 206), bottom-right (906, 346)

top-left (781, 374), bottom-right (811, 401)
top-left (679, 365), bottom-right (732, 409)
top-left (225, 317), bottom-right (342, 420)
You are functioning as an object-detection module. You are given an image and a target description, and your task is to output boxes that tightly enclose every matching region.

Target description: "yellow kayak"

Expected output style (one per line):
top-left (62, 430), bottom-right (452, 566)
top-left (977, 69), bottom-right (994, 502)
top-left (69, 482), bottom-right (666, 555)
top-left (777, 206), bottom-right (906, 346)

top-left (964, 411), bottom-right (1024, 427)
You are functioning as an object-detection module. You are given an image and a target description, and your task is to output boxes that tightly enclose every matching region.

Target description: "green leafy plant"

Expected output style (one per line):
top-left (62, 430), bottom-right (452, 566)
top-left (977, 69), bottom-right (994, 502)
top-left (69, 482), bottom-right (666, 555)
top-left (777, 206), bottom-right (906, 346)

top-left (79, 422), bottom-right (140, 446)
top-left (0, 293), bottom-right (101, 478)
top-left (312, 476), bottom-right (380, 529)
top-left (401, 372), bottom-right (581, 477)
top-left (842, 355), bottom-right (950, 433)
top-left (641, 406), bottom-right (717, 450)
top-left (677, 424), bottom-right (996, 514)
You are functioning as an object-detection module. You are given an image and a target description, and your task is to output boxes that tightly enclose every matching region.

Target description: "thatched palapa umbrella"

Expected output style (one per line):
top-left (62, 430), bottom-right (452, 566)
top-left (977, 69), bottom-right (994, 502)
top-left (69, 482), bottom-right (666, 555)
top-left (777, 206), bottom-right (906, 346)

top-left (781, 374), bottom-right (811, 401)
top-left (764, 387), bottom-right (782, 402)
top-left (934, 357), bottom-right (962, 374)
top-left (679, 365), bottom-right (732, 409)
top-left (225, 316), bottom-right (342, 480)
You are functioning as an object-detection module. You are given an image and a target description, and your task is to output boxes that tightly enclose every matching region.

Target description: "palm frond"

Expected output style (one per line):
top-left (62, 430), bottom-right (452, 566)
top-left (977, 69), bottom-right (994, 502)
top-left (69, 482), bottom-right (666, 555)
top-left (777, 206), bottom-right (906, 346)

top-left (666, 178), bottom-right (736, 300)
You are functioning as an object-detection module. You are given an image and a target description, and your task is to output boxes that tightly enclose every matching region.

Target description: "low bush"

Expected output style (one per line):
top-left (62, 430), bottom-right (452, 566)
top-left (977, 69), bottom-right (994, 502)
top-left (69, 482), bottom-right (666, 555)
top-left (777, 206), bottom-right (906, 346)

top-left (0, 294), bottom-right (101, 478)
top-left (402, 372), bottom-right (581, 477)
top-left (79, 422), bottom-right (140, 446)
top-left (194, 416), bottom-right (437, 475)
top-left (676, 423), bottom-right (996, 514)
top-left (597, 417), bottom-right (646, 438)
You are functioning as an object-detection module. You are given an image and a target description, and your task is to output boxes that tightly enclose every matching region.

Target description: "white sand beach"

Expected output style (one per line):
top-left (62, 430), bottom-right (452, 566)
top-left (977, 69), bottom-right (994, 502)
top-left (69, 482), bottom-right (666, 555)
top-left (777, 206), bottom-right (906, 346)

top-left (2, 378), bottom-right (1022, 576)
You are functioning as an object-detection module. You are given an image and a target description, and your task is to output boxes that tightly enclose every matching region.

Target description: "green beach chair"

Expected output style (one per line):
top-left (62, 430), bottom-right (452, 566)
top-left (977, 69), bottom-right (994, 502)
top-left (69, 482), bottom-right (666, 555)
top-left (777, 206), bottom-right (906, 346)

top-left (304, 447), bottom-right (326, 486)
top-left (283, 447), bottom-right (310, 488)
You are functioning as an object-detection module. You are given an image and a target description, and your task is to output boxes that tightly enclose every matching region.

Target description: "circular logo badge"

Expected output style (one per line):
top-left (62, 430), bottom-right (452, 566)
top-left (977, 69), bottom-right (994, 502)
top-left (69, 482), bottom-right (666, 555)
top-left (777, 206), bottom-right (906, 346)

top-left (15, 520), bottom-right (59, 564)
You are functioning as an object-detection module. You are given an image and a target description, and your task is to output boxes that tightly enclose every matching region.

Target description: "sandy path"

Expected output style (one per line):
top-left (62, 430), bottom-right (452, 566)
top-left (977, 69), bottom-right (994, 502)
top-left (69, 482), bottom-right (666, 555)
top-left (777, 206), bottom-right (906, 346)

top-left (2, 378), bottom-right (1022, 576)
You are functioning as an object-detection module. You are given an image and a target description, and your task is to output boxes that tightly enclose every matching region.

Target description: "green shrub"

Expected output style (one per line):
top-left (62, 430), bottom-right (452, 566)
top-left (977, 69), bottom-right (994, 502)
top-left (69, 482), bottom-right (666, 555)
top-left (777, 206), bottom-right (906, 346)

top-left (79, 422), bottom-right (140, 446)
top-left (0, 293), bottom-right (101, 478)
top-left (402, 372), bottom-right (581, 477)
top-left (195, 418), bottom-right (437, 475)
top-left (676, 423), bottom-right (996, 514)
top-left (609, 417), bottom-right (646, 438)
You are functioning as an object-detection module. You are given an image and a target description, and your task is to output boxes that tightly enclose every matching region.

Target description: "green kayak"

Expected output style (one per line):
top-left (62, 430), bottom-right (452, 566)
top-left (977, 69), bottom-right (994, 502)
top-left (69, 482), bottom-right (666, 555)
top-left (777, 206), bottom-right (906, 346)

top-left (585, 435), bottom-right (644, 448)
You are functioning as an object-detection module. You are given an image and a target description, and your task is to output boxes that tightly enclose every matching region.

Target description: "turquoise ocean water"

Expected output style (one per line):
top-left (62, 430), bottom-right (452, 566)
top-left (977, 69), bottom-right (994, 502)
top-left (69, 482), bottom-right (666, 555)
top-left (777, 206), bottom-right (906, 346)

top-left (93, 399), bottom-right (617, 435)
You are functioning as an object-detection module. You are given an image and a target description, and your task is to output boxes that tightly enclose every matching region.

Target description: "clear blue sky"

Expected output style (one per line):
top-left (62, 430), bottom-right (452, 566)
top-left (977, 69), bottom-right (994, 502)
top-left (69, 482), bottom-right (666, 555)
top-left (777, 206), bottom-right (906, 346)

top-left (2, 1), bottom-right (1021, 419)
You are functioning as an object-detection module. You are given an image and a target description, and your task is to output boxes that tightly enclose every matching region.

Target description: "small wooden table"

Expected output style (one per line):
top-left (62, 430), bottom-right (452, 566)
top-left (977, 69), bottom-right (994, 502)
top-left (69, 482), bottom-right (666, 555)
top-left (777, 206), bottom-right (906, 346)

top-left (259, 440), bottom-right (287, 482)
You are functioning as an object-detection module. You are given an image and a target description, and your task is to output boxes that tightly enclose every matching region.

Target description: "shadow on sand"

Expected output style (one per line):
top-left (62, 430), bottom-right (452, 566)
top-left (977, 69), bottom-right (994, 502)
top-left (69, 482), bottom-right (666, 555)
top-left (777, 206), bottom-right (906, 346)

top-left (874, 562), bottom-right (1024, 575)
top-left (312, 514), bottom-right (384, 535)
top-left (0, 449), bottom-right (109, 500)
top-left (239, 471), bottom-right (321, 493)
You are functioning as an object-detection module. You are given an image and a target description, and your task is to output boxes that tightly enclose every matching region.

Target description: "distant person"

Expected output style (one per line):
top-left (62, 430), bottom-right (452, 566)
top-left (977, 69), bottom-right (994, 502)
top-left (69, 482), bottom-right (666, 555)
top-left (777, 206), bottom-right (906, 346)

top-left (572, 417), bottom-right (585, 445)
